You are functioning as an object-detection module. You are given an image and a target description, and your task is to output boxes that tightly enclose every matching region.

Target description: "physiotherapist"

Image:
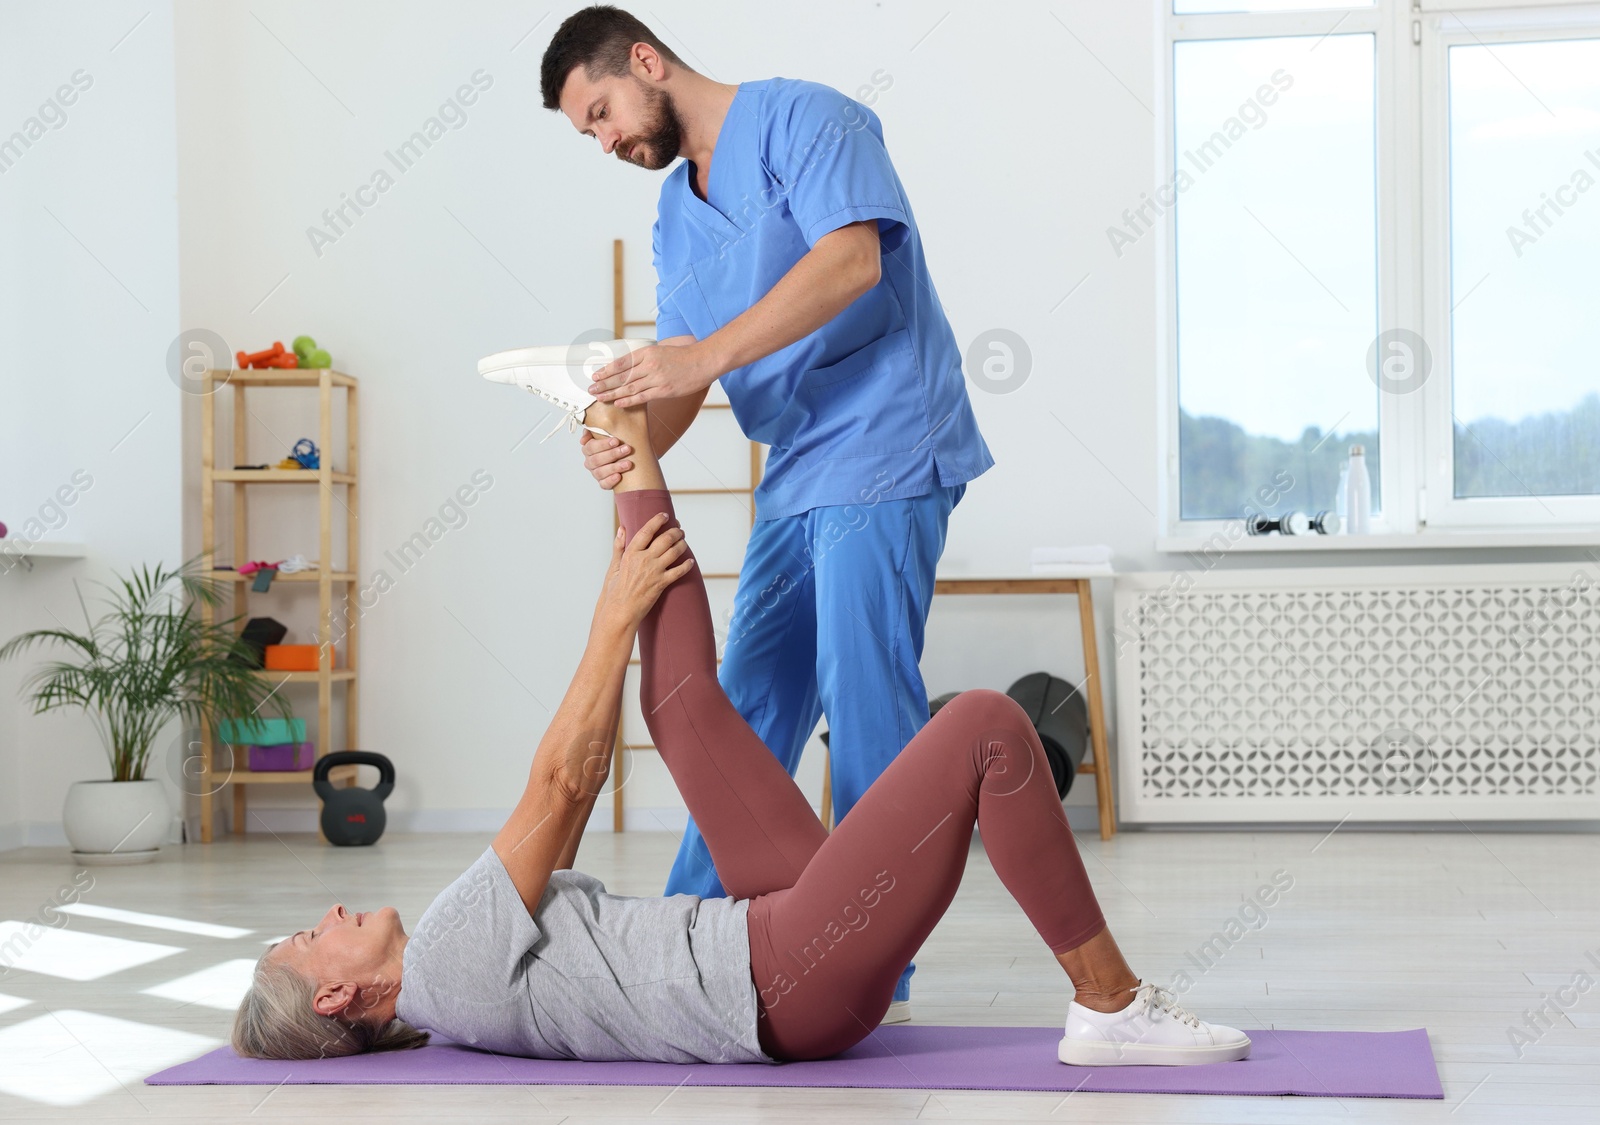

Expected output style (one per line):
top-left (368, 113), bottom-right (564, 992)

top-left (541, 6), bottom-right (994, 1019)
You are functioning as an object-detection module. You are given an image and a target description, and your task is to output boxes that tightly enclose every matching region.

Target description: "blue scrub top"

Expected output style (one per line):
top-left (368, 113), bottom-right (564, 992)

top-left (651, 77), bottom-right (994, 522)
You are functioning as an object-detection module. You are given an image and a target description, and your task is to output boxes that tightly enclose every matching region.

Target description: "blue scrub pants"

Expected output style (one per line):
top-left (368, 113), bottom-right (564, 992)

top-left (664, 481), bottom-right (966, 1002)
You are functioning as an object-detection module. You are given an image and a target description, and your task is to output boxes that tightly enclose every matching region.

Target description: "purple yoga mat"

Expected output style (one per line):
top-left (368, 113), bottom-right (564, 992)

top-left (147, 1025), bottom-right (1442, 1098)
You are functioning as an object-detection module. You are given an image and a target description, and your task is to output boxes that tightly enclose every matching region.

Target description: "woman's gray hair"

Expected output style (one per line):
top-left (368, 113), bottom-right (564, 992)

top-left (231, 945), bottom-right (430, 1059)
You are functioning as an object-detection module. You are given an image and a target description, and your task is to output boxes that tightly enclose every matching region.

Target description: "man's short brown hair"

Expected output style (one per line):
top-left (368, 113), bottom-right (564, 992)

top-left (541, 5), bottom-right (691, 111)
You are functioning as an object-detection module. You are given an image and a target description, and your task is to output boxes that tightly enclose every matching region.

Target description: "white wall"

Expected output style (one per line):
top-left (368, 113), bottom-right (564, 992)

top-left (169, 0), bottom-right (1165, 839)
top-left (4, 1), bottom-right (1584, 850)
top-left (0, 1), bottom-right (183, 850)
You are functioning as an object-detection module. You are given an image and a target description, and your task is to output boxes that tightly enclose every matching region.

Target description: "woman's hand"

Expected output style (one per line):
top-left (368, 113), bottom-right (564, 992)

top-left (578, 429), bottom-right (632, 491)
top-left (595, 512), bottom-right (696, 630)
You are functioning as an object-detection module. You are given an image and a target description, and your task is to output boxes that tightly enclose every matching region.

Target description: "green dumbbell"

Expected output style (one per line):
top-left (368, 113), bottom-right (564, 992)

top-left (292, 335), bottom-right (332, 370)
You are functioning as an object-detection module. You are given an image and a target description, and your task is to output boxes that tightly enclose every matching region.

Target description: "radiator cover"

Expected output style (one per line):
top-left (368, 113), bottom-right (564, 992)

top-left (1112, 562), bottom-right (1600, 822)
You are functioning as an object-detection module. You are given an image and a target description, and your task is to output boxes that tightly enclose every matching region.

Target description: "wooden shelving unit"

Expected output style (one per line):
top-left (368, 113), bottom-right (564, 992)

top-left (197, 367), bottom-right (361, 843)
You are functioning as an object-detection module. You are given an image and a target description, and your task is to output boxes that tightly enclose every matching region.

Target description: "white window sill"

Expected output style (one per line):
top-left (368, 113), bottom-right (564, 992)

top-left (1156, 527), bottom-right (1600, 553)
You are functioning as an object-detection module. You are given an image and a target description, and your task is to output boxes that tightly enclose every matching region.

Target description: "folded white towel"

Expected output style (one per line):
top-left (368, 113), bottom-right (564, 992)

top-left (1030, 561), bottom-right (1115, 577)
top-left (1031, 545), bottom-right (1113, 566)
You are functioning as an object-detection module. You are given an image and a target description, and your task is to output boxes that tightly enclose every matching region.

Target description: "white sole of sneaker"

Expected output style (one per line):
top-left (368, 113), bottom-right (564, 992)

top-left (478, 339), bottom-right (655, 380)
top-left (1057, 1035), bottom-right (1251, 1067)
top-left (880, 1000), bottom-right (912, 1025)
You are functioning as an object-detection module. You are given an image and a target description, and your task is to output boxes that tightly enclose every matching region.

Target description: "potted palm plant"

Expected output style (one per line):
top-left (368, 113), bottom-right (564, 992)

top-left (0, 557), bottom-right (295, 864)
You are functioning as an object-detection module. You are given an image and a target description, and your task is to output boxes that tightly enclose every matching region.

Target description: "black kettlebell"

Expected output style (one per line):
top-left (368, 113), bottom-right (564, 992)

top-left (313, 751), bottom-right (394, 845)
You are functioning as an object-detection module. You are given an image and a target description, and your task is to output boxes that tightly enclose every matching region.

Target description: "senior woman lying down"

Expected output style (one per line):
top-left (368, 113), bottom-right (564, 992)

top-left (234, 399), bottom-right (1250, 1068)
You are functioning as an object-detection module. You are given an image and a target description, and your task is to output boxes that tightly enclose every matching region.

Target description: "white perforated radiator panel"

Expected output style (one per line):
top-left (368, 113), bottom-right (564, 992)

top-left (1112, 563), bottom-right (1600, 822)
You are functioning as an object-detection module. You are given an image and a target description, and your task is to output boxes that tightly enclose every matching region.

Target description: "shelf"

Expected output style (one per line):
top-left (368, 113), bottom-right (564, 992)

top-left (202, 764), bottom-right (360, 784)
top-left (206, 368), bottom-right (357, 387)
top-left (249, 669), bottom-right (356, 682)
top-left (1, 539), bottom-right (87, 561)
top-left (206, 569), bottom-right (357, 583)
top-left (211, 469), bottom-right (355, 483)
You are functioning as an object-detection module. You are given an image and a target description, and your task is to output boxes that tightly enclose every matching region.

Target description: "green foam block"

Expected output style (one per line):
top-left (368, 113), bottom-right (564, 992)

top-left (220, 717), bottom-right (306, 745)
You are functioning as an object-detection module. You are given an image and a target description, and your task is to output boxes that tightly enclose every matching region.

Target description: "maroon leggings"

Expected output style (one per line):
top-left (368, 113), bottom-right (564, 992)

top-left (617, 490), bottom-right (1108, 1061)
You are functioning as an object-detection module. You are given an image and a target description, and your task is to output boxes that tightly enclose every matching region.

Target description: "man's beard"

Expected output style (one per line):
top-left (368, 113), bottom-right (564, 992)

top-left (623, 80), bottom-right (684, 170)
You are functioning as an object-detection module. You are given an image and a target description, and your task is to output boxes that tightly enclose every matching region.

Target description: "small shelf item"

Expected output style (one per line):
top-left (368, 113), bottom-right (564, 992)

top-left (198, 366), bottom-right (361, 844)
top-left (248, 741), bottom-right (316, 771)
top-left (265, 643), bottom-right (336, 671)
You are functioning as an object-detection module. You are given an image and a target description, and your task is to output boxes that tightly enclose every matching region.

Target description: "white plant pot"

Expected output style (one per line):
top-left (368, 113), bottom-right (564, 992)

top-left (62, 779), bottom-right (171, 865)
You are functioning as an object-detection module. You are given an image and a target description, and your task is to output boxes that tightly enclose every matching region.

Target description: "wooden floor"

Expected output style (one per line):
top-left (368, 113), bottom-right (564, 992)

top-left (0, 827), bottom-right (1595, 1123)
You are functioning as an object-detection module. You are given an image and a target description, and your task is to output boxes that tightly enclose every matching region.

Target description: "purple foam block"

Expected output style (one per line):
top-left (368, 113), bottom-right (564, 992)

top-left (247, 741), bottom-right (314, 771)
top-left (146, 1025), bottom-right (1443, 1099)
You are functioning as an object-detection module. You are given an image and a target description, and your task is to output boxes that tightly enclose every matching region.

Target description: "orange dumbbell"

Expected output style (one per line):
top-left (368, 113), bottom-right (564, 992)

top-left (236, 342), bottom-right (288, 369)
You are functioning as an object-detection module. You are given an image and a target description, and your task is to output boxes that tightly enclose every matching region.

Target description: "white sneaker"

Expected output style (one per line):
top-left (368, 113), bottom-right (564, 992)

top-left (880, 999), bottom-right (912, 1025)
top-left (1059, 981), bottom-right (1250, 1066)
top-left (478, 338), bottom-right (654, 443)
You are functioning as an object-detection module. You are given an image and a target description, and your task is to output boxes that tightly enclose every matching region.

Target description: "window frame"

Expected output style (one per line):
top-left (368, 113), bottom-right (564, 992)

top-left (1420, 8), bottom-right (1600, 528)
top-left (1156, 0), bottom-right (1600, 546)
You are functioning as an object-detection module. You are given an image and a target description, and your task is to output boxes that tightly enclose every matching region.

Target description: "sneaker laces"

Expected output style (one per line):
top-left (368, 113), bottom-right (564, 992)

top-left (1129, 981), bottom-right (1202, 1029)
top-left (525, 386), bottom-right (611, 443)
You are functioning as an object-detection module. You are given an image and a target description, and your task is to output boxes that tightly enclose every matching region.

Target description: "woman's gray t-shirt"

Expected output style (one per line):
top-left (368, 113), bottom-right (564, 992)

top-left (394, 844), bottom-right (773, 1064)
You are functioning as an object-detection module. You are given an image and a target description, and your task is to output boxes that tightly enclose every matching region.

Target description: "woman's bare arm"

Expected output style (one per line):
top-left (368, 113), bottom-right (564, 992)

top-left (552, 729), bottom-right (613, 870)
top-left (491, 608), bottom-right (634, 916)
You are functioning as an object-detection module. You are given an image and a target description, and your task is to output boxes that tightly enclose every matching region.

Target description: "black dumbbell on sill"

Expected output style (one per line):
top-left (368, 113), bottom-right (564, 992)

top-left (1246, 510), bottom-right (1341, 536)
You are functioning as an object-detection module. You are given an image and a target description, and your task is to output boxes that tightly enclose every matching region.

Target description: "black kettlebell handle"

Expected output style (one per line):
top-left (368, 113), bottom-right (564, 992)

top-left (314, 750), bottom-right (394, 800)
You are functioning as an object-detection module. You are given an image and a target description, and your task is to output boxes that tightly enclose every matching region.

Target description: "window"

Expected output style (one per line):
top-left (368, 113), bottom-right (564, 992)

top-left (1161, 1), bottom-right (1600, 540)
top-left (1173, 33), bottom-right (1378, 521)
top-left (1432, 33), bottom-right (1600, 522)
